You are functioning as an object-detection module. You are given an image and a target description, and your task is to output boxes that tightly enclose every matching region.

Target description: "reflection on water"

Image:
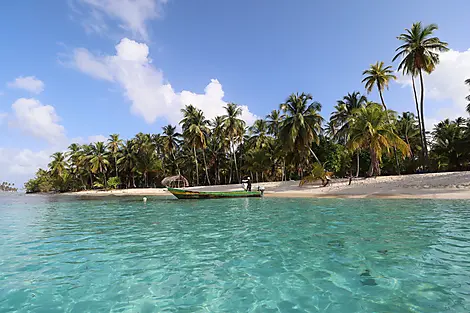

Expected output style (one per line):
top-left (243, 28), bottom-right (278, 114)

top-left (1, 194), bottom-right (470, 312)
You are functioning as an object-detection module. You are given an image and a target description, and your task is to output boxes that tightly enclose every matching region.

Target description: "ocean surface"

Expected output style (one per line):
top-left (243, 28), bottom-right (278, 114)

top-left (1, 193), bottom-right (469, 312)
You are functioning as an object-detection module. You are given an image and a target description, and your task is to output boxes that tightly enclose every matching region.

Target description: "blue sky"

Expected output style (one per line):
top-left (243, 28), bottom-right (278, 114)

top-left (1, 0), bottom-right (470, 185)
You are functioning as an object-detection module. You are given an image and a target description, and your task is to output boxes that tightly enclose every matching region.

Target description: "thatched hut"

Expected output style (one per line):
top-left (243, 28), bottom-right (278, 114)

top-left (161, 175), bottom-right (189, 188)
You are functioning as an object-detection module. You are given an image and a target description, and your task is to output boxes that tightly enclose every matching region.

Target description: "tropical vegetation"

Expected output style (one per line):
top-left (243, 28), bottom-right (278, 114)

top-left (24, 22), bottom-right (470, 193)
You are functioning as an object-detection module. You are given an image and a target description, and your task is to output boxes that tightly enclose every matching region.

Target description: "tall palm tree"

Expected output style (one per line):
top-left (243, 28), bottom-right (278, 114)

top-left (210, 116), bottom-right (228, 184)
top-left (393, 22), bottom-right (449, 165)
top-left (362, 63), bottom-right (400, 173)
top-left (161, 124), bottom-right (182, 175)
top-left (347, 103), bottom-right (410, 176)
top-left (90, 142), bottom-right (110, 188)
top-left (362, 62), bottom-right (396, 110)
top-left (49, 152), bottom-right (67, 180)
top-left (330, 92), bottom-right (368, 176)
top-left (107, 134), bottom-right (123, 178)
top-left (180, 105), bottom-right (211, 185)
top-left (396, 112), bottom-right (421, 159)
top-left (67, 143), bottom-right (86, 189)
top-left (222, 103), bottom-right (246, 183)
top-left (118, 140), bottom-right (137, 188)
top-left (466, 79), bottom-right (470, 115)
top-left (266, 109), bottom-right (283, 137)
top-left (248, 119), bottom-right (271, 149)
top-left (279, 92), bottom-right (323, 164)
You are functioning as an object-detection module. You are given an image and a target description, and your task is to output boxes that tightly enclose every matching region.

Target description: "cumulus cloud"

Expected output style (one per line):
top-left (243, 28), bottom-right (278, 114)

top-left (0, 147), bottom-right (52, 187)
top-left (396, 48), bottom-right (470, 128)
top-left (7, 76), bottom-right (45, 94)
top-left (11, 98), bottom-right (66, 143)
top-left (75, 0), bottom-right (167, 40)
top-left (0, 112), bottom-right (7, 125)
top-left (69, 38), bottom-right (257, 125)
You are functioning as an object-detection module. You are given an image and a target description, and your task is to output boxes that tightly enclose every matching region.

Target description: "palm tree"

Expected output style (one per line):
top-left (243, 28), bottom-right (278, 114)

top-left (466, 79), bottom-right (470, 115)
top-left (279, 92), bottom-right (323, 164)
top-left (180, 105), bottom-right (211, 185)
top-left (347, 103), bottom-right (410, 176)
top-left (330, 92), bottom-right (368, 176)
top-left (90, 142), bottom-right (110, 188)
top-left (67, 143), bottom-right (86, 189)
top-left (248, 119), bottom-right (271, 149)
top-left (393, 22), bottom-right (449, 165)
top-left (107, 134), bottom-right (123, 178)
top-left (222, 103), bottom-right (246, 183)
top-left (362, 62), bottom-right (396, 110)
top-left (118, 140), bottom-right (137, 188)
top-left (396, 112), bottom-right (421, 159)
top-left (49, 152), bottom-right (67, 180)
top-left (266, 109), bottom-right (283, 137)
top-left (161, 124), bottom-right (182, 174)
top-left (362, 62), bottom-right (401, 173)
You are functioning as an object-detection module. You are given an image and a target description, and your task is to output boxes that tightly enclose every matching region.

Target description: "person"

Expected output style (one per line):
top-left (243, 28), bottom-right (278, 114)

top-left (246, 177), bottom-right (252, 191)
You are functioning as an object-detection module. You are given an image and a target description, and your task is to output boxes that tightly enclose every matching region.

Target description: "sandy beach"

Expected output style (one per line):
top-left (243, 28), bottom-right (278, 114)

top-left (63, 171), bottom-right (470, 199)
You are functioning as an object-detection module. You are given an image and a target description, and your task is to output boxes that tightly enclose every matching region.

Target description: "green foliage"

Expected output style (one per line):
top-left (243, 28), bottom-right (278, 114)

top-left (299, 163), bottom-right (333, 187)
top-left (107, 177), bottom-right (120, 189)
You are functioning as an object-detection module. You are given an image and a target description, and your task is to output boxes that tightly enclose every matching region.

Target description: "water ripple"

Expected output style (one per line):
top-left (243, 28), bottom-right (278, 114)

top-left (1, 195), bottom-right (470, 312)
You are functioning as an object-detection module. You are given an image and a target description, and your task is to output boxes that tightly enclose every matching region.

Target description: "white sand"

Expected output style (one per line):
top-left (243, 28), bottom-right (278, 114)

top-left (64, 171), bottom-right (470, 199)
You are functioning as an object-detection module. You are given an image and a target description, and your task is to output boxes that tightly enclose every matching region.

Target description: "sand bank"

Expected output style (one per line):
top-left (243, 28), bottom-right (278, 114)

top-left (62, 171), bottom-right (470, 199)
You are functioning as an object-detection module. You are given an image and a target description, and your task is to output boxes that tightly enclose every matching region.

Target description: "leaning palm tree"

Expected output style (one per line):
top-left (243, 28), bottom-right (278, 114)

top-left (393, 22), bottom-right (449, 165)
top-left (362, 61), bottom-right (396, 110)
top-left (279, 92), bottom-right (323, 164)
top-left (180, 105), bottom-right (211, 185)
top-left (330, 92), bottom-right (368, 176)
top-left (222, 103), bottom-right (246, 183)
top-left (107, 134), bottom-right (123, 178)
top-left (466, 79), bottom-right (470, 115)
top-left (347, 103), bottom-right (410, 176)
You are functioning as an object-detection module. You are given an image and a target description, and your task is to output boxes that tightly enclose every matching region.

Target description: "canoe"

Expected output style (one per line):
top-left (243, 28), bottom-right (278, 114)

top-left (167, 187), bottom-right (262, 199)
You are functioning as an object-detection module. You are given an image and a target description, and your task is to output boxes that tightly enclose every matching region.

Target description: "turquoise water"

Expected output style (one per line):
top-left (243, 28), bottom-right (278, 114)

top-left (1, 194), bottom-right (469, 312)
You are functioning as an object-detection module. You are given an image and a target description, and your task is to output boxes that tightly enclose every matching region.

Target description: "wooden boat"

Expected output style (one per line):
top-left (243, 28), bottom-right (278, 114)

top-left (167, 187), bottom-right (263, 199)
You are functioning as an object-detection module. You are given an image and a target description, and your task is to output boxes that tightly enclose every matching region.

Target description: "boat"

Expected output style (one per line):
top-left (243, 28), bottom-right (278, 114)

top-left (167, 187), bottom-right (263, 199)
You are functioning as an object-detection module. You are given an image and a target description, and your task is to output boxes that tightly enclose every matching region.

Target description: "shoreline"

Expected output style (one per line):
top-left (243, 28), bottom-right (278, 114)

top-left (59, 171), bottom-right (470, 200)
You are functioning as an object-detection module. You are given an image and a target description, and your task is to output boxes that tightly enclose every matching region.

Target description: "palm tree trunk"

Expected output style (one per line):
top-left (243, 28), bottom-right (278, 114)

top-left (412, 76), bottom-right (425, 162)
top-left (418, 69), bottom-right (430, 168)
top-left (356, 151), bottom-right (360, 177)
top-left (308, 147), bottom-right (321, 165)
top-left (193, 145), bottom-right (199, 186)
top-left (232, 141), bottom-right (240, 183)
top-left (378, 87), bottom-right (400, 175)
top-left (202, 149), bottom-right (211, 185)
top-left (115, 155), bottom-right (118, 178)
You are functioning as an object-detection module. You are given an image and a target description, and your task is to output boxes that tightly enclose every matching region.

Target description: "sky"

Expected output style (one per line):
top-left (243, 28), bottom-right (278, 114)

top-left (1, 0), bottom-right (470, 186)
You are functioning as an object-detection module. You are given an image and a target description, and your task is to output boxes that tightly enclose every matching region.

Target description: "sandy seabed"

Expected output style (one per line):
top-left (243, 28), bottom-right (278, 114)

top-left (62, 171), bottom-right (470, 200)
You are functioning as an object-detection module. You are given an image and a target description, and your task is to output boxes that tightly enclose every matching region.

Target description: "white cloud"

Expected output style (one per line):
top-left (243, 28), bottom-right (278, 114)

top-left (0, 112), bottom-right (7, 125)
top-left (11, 98), bottom-right (66, 143)
top-left (0, 148), bottom-right (52, 187)
top-left (87, 134), bottom-right (107, 143)
top-left (396, 48), bottom-right (470, 128)
top-left (69, 38), bottom-right (257, 125)
top-left (7, 76), bottom-right (45, 94)
top-left (76, 0), bottom-right (167, 40)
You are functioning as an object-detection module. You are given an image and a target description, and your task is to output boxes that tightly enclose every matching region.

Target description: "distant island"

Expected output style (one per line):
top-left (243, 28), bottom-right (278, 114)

top-left (1, 182), bottom-right (17, 192)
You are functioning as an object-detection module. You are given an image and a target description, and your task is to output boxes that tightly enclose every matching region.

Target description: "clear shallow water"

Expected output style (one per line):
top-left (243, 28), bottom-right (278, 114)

top-left (1, 194), bottom-right (470, 313)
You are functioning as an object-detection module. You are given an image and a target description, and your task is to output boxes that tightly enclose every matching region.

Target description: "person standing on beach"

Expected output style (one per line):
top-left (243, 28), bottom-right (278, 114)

top-left (247, 177), bottom-right (252, 191)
